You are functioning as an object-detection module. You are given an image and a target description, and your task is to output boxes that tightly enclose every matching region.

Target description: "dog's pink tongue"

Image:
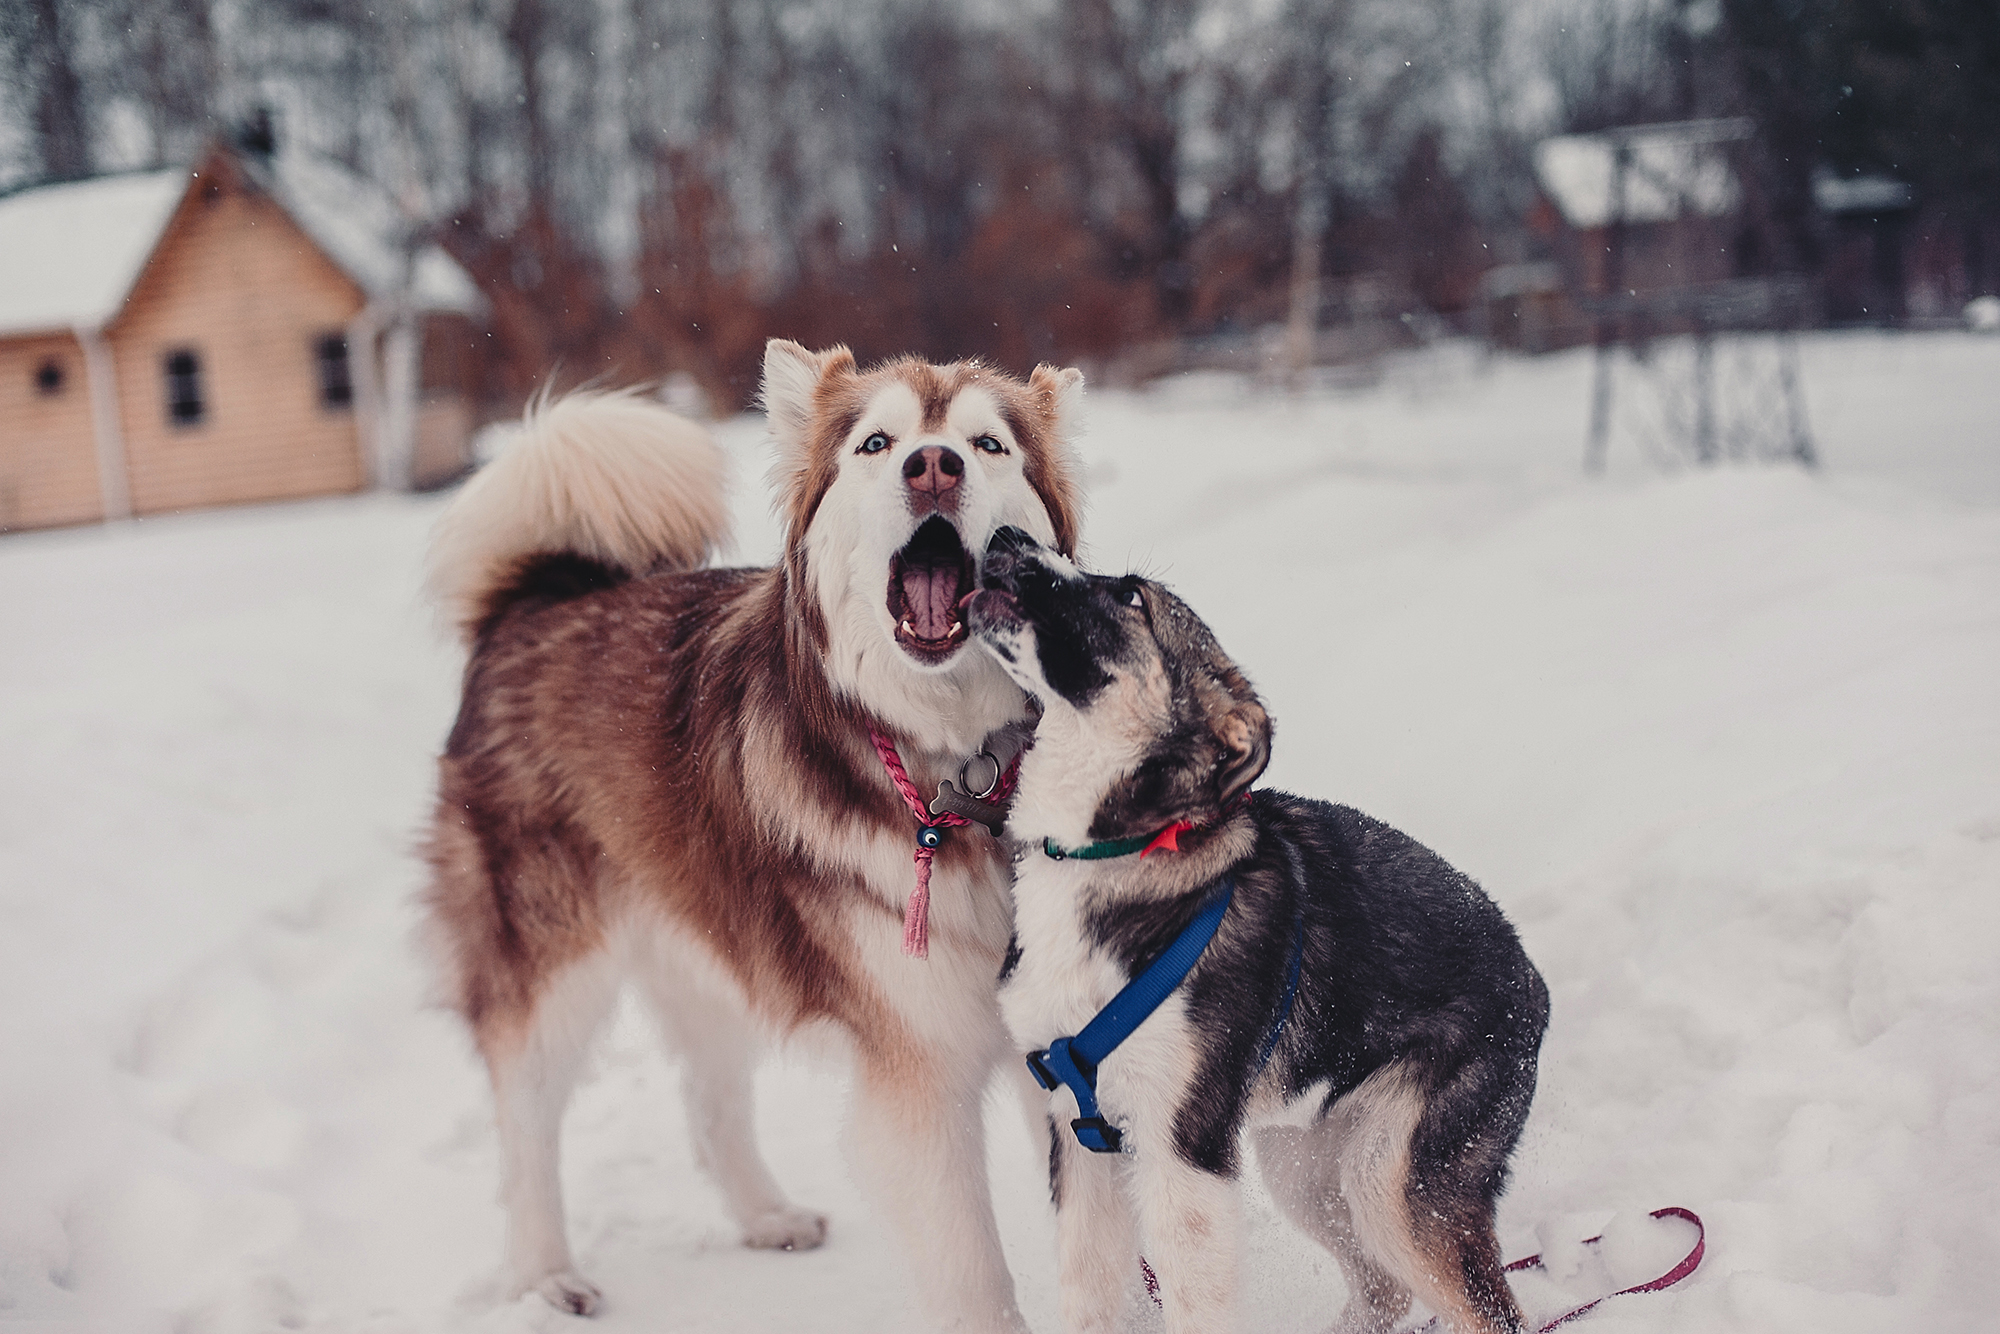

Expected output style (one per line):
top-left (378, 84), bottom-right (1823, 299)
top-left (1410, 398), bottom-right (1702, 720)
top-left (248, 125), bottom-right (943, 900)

top-left (902, 564), bottom-right (960, 640)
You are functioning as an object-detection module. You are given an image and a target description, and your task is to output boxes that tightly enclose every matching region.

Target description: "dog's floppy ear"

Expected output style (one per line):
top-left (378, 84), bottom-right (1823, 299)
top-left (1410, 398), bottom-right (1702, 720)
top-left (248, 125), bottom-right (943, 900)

top-left (1214, 700), bottom-right (1271, 807)
top-left (761, 339), bottom-right (855, 457)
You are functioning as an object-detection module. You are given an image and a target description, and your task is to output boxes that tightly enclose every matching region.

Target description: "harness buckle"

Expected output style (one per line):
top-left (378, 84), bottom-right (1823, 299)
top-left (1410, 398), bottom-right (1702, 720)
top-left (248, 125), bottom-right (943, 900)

top-left (1027, 1037), bottom-right (1095, 1091)
top-left (1070, 1116), bottom-right (1123, 1153)
top-left (1029, 1040), bottom-right (1123, 1150)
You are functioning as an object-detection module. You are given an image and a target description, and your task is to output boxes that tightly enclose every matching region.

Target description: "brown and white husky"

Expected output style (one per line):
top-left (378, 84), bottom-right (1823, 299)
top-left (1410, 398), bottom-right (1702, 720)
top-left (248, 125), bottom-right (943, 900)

top-left (419, 341), bottom-right (1084, 1328)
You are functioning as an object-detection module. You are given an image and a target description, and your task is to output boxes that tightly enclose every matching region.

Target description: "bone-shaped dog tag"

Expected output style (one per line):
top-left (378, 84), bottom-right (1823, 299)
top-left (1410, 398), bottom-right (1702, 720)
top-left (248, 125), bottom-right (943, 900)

top-left (930, 780), bottom-right (1007, 836)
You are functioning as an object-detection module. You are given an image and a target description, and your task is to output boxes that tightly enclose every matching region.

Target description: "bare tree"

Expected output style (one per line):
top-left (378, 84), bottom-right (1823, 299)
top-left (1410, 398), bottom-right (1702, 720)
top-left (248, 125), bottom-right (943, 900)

top-left (1542, 0), bottom-right (1680, 133)
top-left (115, 0), bottom-right (221, 168)
top-left (0, 0), bottom-right (1748, 403)
top-left (1050, 0), bottom-right (1204, 327)
top-left (13, 0), bottom-right (93, 181)
top-left (1270, 0), bottom-right (1346, 373)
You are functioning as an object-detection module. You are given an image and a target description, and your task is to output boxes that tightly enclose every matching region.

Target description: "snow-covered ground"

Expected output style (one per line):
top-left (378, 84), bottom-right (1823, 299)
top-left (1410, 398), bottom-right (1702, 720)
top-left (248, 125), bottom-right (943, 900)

top-left (2, 331), bottom-right (1996, 1333)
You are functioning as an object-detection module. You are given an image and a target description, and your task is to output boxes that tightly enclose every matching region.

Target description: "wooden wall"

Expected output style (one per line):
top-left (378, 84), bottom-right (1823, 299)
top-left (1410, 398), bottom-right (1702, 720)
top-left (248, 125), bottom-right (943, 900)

top-left (0, 333), bottom-right (104, 532)
top-left (110, 153), bottom-right (369, 517)
top-left (413, 311), bottom-right (481, 488)
top-left (413, 400), bottom-right (474, 489)
top-left (1570, 216), bottom-right (1737, 297)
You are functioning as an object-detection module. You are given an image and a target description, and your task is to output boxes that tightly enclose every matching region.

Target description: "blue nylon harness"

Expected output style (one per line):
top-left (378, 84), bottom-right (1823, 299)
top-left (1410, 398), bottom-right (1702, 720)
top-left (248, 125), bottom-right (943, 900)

top-left (1026, 877), bottom-right (1306, 1153)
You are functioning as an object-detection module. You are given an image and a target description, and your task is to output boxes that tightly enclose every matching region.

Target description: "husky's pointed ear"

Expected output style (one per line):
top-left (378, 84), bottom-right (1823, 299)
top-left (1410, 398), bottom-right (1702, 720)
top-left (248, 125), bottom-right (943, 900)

top-left (761, 339), bottom-right (856, 455)
top-left (1214, 700), bottom-right (1271, 807)
top-left (1024, 364), bottom-right (1085, 557)
top-left (1028, 363), bottom-right (1084, 434)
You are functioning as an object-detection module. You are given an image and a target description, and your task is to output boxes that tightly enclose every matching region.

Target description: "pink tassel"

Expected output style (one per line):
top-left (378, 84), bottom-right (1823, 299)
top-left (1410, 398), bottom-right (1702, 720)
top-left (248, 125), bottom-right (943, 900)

top-left (903, 848), bottom-right (934, 958)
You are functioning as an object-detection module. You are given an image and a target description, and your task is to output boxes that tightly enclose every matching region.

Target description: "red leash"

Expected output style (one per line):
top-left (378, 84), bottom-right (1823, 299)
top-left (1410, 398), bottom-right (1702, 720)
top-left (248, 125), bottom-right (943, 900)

top-left (1139, 1207), bottom-right (1704, 1330)
top-left (869, 726), bottom-right (1018, 958)
top-left (1501, 1207), bottom-right (1706, 1332)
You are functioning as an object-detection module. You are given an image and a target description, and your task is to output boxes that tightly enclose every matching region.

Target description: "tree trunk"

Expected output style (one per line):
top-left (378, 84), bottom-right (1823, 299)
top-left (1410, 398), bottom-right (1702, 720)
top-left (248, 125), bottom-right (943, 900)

top-left (30, 0), bottom-right (92, 181)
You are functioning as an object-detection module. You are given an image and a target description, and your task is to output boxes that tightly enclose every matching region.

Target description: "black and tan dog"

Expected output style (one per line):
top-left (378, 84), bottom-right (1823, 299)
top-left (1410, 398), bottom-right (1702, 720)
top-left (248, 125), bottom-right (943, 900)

top-left (967, 526), bottom-right (1549, 1334)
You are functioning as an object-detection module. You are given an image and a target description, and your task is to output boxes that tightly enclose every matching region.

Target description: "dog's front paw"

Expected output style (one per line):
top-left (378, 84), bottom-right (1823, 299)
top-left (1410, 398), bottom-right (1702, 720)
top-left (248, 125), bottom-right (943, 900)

top-left (741, 1206), bottom-right (829, 1251)
top-left (532, 1271), bottom-right (603, 1316)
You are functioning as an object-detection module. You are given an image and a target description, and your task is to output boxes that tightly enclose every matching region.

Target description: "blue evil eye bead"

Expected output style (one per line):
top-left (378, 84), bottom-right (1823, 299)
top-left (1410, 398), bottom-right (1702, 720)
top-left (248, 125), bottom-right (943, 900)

top-left (918, 826), bottom-right (945, 849)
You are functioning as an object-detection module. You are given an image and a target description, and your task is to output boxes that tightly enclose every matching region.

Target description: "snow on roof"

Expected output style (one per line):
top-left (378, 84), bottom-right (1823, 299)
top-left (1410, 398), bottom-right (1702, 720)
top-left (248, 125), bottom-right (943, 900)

top-left (1812, 170), bottom-right (1913, 215)
top-left (1534, 122), bottom-right (1747, 230)
top-left (0, 149), bottom-right (483, 340)
top-left (257, 152), bottom-right (484, 316)
top-left (0, 169), bottom-right (188, 337)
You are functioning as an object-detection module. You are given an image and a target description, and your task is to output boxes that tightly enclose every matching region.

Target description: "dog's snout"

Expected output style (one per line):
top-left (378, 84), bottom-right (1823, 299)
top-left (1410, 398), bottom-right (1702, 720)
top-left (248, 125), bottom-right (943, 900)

top-left (986, 525), bottom-right (1034, 557)
top-left (981, 526), bottom-right (1038, 587)
top-left (903, 446), bottom-right (964, 491)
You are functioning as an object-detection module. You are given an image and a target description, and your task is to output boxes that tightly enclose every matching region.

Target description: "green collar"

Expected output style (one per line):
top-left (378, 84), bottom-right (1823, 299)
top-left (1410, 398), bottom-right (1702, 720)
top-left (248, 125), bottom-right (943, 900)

top-left (1039, 793), bottom-right (1255, 862)
top-left (1043, 817), bottom-right (1196, 862)
top-left (1042, 831), bottom-right (1155, 861)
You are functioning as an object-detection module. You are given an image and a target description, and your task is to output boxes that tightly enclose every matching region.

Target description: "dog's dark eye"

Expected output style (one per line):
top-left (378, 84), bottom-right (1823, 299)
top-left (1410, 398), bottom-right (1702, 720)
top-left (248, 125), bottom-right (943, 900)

top-left (859, 432), bottom-right (891, 454)
top-left (972, 434), bottom-right (1005, 455)
top-left (1124, 588), bottom-right (1144, 609)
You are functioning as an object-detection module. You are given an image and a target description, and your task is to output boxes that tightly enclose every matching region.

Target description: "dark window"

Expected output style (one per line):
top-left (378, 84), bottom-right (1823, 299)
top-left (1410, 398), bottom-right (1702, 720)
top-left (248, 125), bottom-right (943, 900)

top-left (315, 333), bottom-right (353, 408)
top-left (164, 349), bottom-right (205, 426)
top-left (34, 359), bottom-right (64, 396)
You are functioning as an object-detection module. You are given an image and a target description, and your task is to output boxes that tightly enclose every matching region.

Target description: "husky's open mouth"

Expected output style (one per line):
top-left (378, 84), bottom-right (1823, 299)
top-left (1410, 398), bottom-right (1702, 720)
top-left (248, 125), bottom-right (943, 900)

top-left (888, 517), bottom-right (975, 662)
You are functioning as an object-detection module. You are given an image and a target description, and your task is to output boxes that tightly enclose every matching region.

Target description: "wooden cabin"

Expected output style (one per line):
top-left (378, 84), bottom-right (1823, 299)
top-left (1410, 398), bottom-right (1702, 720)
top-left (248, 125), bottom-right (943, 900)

top-left (0, 144), bottom-right (485, 533)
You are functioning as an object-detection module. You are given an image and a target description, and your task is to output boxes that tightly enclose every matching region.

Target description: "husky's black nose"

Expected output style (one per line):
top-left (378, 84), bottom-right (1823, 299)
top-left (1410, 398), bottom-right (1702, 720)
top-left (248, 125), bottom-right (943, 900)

top-left (982, 526), bottom-right (1039, 587)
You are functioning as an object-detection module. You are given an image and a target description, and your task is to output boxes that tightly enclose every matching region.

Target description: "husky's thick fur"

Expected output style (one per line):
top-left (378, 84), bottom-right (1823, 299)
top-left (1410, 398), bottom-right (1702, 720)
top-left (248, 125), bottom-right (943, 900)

top-left (967, 527), bottom-right (1549, 1334)
top-left (420, 344), bottom-right (1083, 1329)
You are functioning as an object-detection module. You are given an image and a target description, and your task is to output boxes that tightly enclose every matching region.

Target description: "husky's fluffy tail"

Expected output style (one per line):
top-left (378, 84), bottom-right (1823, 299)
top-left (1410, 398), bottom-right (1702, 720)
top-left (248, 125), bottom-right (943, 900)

top-left (427, 390), bottom-right (730, 643)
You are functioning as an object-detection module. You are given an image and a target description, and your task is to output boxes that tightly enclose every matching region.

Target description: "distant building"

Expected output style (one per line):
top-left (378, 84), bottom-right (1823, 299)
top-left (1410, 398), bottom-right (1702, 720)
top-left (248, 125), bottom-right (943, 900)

top-left (1531, 119), bottom-right (1750, 303)
top-left (0, 142), bottom-right (485, 534)
top-left (1472, 122), bottom-right (1754, 352)
top-left (1527, 122), bottom-right (1989, 333)
top-left (1812, 169), bottom-right (1916, 324)
top-left (1526, 120), bottom-right (1816, 469)
top-left (1474, 261), bottom-right (1572, 354)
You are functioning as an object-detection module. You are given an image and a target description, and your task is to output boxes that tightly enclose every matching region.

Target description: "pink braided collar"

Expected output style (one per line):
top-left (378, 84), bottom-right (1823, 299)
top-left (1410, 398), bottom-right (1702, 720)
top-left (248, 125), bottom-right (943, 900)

top-left (868, 725), bottom-right (1018, 958)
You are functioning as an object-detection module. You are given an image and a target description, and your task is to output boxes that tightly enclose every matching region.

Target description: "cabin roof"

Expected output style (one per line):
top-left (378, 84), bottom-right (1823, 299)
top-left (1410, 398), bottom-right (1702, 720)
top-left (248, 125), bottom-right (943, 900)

top-left (0, 169), bottom-right (188, 338)
top-left (0, 148), bottom-right (483, 340)
top-left (254, 151), bottom-right (485, 319)
top-left (1534, 119), bottom-right (1751, 230)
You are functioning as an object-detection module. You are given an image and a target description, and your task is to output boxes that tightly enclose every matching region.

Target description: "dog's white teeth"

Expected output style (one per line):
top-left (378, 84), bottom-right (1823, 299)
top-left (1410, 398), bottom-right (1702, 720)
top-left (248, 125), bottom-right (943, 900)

top-left (947, 621), bottom-right (966, 640)
top-left (899, 618), bottom-right (914, 636)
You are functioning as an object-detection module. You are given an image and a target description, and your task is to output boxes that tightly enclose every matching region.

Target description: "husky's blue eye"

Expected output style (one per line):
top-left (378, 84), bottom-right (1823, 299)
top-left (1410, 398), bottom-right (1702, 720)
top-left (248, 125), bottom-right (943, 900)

top-left (859, 432), bottom-right (891, 454)
top-left (973, 434), bottom-right (1005, 455)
